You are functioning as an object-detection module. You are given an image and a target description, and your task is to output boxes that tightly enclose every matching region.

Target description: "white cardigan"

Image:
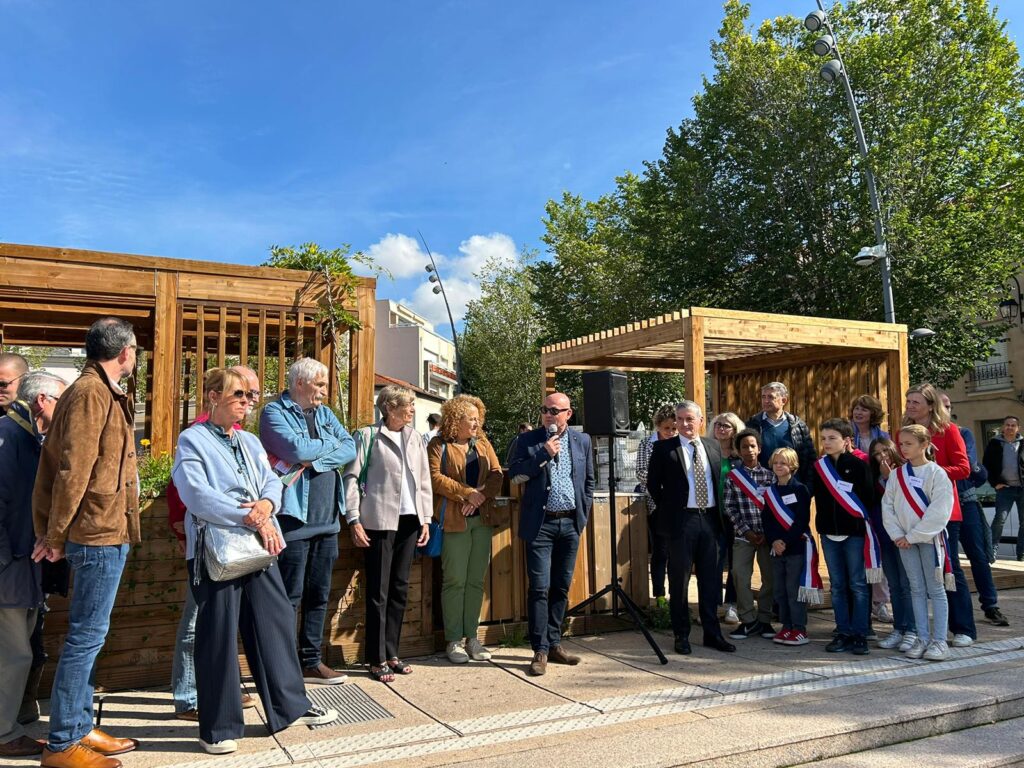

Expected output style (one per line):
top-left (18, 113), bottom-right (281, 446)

top-left (881, 461), bottom-right (954, 545)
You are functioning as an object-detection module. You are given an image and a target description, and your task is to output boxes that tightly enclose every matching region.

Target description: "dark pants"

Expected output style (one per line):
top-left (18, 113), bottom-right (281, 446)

top-left (277, 532), bottom-right (339, 668)
top-left (718, 528), bottom-right (737, 605)
top-left (773, 554), bottom-right (807, 632)
top-left (666, 508), bottom-right (724, 641)
top-left (363, 515), bottom-right (420, 666)
top-left (880, 538), bottom-right (914, 633)
top-left (526, 516), bottom-right (581, 652)
top-left (945, 521), bottom-right (977, 639)
top-left (959, 501), bottom-right (999, 611)
top-left (188, 560), bottom-right (310, 744)
top-left (648, 508), bottom-right (669, 598)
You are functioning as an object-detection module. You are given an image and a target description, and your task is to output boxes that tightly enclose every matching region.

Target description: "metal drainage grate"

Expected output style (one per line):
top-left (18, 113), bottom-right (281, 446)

top-left (305, 683), bottom-right (394, 729)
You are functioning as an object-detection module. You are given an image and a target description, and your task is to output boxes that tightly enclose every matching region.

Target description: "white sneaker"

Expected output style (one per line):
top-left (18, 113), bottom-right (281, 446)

top-left (878, 630), bottom-right (904, 649)
top-left (465, 637), bottom-right (492, 661)
top-left (951, 633), bottom-right (974, 648)
top-left (873, 603), bottom-right (894, 624)
top-left (199, 739), bottom-right (238, 754)
top-left (294, 705), bottom-right (338, 726)
top-left (446, 640), bottom-right (469, 664)
top-left (723, 605), bottom-right (740, 625)
top-left (923, 640), bottom-right (950, 661)
top-left (898, 632), bottom-right (919, 653)
top-left (904, 638), bottom-right (927, 659)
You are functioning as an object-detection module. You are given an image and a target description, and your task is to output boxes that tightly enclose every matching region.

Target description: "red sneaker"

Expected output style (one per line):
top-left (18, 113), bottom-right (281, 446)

top-left (783, 630), bottom-right (809, 646)
top-left (772, 629), bottom-right (790, 644)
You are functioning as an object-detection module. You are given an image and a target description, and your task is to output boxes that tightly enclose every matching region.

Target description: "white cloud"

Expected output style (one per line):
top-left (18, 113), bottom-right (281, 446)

top-left (451, 233), bottom-right (518, 278)
top-left (365, 233), bottom-right (432, 279)
top-left (405, 276), bottom-right (482, 329)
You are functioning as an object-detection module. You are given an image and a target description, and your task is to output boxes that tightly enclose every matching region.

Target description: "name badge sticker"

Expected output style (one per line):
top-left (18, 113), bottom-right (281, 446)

top-left (837, 480), bottom-right (854, 492)
top-left (908, 476), bottom-right (925, 488)
top-left (782, 494), bottom-right (798, 504)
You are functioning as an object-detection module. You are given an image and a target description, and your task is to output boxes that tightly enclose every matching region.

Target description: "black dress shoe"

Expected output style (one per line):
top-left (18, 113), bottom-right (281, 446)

top-left (703, 635), bottom-right (736, 653)
top-left (673, 637), bottom-right (692, 655)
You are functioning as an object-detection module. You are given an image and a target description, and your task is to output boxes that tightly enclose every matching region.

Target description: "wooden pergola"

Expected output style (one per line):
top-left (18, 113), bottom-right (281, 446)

top-left (541, 307), bottom-right (910, 435)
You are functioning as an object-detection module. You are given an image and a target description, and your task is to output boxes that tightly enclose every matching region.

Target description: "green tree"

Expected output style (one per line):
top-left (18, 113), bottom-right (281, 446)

top-left (542, 0), bottom-right (1024, 386)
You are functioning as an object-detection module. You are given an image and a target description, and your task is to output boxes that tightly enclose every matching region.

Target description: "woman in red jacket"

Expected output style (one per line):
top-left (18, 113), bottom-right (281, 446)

top-left (901, 383), bottom-right (976, 647)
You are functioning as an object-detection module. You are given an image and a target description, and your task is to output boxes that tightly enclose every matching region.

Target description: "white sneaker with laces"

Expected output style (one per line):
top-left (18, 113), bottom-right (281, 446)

top-left (446, 640), bottom-right (470, 663)
top-left (904, 638), bottom-right (927, 659)
top-left (723, 605), bottom-right (740, 624)
top-left (951, 633), bottom-right (974, 648)
top-left (923, 640), bottom-right (950, 661)
top-left (294, 705), bottom-right (338, 726)
top-left (465, 637), bottom-right (492, 661)
top-left (897, 632), bottom-right (919, 653)
top-left (878, 630), bottom-right (904, 649)
top-left (200, 739), bottom-right (238, 754)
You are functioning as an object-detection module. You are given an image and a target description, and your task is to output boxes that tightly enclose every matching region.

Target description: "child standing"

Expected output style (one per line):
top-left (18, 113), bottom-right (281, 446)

top-left (882, 425), bottom-right (955, 661)
top-left (761, 448), bottom-right (819, 646)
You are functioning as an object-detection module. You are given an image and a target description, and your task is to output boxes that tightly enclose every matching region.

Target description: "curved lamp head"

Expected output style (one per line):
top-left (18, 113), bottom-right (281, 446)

top-left (432, 285), bottom-right (442, 295)
top-left (425, 264), bottom-right (435, 273)
top-left (820, 59), bottom-right (843, 83)
top-left (804, 10), bottom-right (826, 32)
top-left (909, 328), bottom-right (936, 340)
top-left (999, 298), bottom-right (1020, 322)
top-left (813, 34), bottom-right (835, 57)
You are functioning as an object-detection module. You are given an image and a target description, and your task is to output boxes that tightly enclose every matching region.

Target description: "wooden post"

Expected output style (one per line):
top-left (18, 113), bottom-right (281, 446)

top-left (150, 272), bottom-right (178, 455)
top-left (542, 367), bottom-right (556, 396)
top-left (684, 314), bottom-right (706, 410)
top-left (887, 331), bottom-right (910, 431)
top-left (240, 309), bottom-right (249, 368)
top-left (217, 306), bottom-right (227, 367)
top-left (348, 283), bottom-right (376, 426)
top-left (195, 304), bottom-right (206, 415)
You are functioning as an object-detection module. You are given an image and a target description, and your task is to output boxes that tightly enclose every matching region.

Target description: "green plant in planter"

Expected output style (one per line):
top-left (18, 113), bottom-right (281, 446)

top-left (138, 439), bottom-right (174, 498)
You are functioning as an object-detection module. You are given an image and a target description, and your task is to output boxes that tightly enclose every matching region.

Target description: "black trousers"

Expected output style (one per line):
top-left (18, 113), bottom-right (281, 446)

top-left (188, 560), bottom-right (310, 744)
top-left (666, 508), bottom-right (724, 641)
top-left (363, 515), bottom-right (420, 666)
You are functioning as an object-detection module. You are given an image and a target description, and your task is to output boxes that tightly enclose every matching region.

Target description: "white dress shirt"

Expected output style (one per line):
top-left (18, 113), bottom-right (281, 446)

top-left (679, 435), bottom-right (716, 509)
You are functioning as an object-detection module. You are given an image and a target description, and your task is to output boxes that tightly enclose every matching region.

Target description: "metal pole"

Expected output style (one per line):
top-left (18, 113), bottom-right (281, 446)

top-left (418, 231), bottom-right (463, 395)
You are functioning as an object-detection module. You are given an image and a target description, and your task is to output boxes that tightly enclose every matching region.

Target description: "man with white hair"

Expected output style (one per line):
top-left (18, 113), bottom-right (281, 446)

top-left (0, 371), bottom-right (67, 757)
top-left (746, 382), bottom-right (816, 484)
top-left (260, 358), bottom-right (356, 684)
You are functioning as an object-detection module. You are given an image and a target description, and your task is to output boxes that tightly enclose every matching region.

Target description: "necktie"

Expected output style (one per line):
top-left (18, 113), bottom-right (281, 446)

top-left (692, 441), bottom-right (709, 508)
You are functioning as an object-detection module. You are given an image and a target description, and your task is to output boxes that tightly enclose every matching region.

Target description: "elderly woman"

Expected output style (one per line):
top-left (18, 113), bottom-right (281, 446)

top-left (172, 368), bottom-right (335, 755)
top-left (428, 395), bottom-right (505, 664)
top-left (709, 411), bottom-right (746, 624)
top-left (343, 384), bottom-right (431, 683)
top-left (850, 394), bottom-right (889, 454)
top-left (635, 404), bottom-right (677, 604)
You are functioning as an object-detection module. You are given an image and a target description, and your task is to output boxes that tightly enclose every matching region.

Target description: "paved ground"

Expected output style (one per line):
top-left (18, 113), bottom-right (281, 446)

top-left (5, 567), bottom-right (1024, 768)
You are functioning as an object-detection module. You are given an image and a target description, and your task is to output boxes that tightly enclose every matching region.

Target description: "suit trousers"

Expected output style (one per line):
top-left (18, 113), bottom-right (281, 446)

top-left (363, 515), bottom-right (420, 666)
top-left (732, 538), bottom-right (774, 626)
top-left (667, 509), bottom-right (724, 641)
top-left (0, 607), bottom-right (38, 743)
top-left (188, 560), bottom-right (310, 744)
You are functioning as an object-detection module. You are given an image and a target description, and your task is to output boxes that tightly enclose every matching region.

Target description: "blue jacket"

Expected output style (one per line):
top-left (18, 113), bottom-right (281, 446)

top-left (0, 402), bottom-right (44, 608)
top-left (510, 427), bottom-right (594, 543)
top-left (259, 391), bottom-right (356, 524)
top-left (956, 425), bottom-right (988, 502)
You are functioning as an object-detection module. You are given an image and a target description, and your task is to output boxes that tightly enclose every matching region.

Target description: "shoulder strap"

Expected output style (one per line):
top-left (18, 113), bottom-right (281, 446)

top-left (357, 427), bottom-right (377, 492)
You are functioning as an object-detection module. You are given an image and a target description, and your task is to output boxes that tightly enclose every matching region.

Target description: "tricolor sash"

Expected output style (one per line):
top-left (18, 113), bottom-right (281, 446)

top-left (727, 465), bottom-right (765, 510)
top-left (895, 464), bottom-right (956, 591)
top-left (764, 485), bottom-right (823, 604)
top-left (814, 455), bottom-right (883, 583)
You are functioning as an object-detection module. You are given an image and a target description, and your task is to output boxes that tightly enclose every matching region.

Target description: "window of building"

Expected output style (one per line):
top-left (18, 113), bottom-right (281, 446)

top-left (968, 335), bottom-right (1012, 393)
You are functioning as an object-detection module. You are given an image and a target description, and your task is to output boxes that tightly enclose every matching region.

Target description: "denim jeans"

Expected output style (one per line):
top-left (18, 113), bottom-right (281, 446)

top-left (899, 542), bottom-right (948, 645)
top-left (945, 521), bottom-right (976, 639)
top-left (170, 584), bottom-right (198, 713)
top-left (959, 500), bottom-right (999, 611)
top-left (992, 486), bottom-right (1024, 559)
top-left (820, 536), bottom-right (869, 637)
top-left (879, 539), bottom-right (913, 633)
top-left (48, 543), bottom-right (128, 751)
top-left (525, 517), bottom-right (580, 653)
top-left (277, 532), bottom-right (339, 668)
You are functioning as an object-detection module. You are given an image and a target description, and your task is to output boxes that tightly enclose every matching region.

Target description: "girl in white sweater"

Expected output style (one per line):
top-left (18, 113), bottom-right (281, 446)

top-left (882, 425), bottom-right (955, 661)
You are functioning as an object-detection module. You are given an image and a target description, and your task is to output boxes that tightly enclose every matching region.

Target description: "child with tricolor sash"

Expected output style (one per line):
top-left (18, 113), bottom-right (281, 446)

top-left (761, 447), bottom-right (818, 646)
top-left (881, 425), bottom-right (955, 661)
top-left (812, 418), bottom-right (877, 655)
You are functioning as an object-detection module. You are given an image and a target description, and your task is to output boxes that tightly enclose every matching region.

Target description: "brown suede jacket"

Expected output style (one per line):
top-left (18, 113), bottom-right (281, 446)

top-left (33, 361), bottom-right (141, 547)
top-left (427, 435), bottom-right (507, 533)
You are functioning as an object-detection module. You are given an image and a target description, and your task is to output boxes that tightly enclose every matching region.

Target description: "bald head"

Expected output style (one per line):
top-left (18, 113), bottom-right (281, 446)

top-left (541, 392), bottom-right (572, 434)
top-left (0, 353), bottom-right (28, 409)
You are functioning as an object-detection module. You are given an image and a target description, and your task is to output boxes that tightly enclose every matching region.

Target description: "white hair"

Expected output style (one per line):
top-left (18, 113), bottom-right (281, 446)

top-left (762, 381), bottom-right (789, 398)
top-left (675, 400), bottom-right (703, 419)
top-left (20, 371), bottom-right (68, 404)
top-left (287, 358), bottom-right (328, 391)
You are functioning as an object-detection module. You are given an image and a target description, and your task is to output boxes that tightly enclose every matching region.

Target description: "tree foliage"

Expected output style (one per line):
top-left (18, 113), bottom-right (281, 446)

top-left (539, 0), bottom-right (1024, 386)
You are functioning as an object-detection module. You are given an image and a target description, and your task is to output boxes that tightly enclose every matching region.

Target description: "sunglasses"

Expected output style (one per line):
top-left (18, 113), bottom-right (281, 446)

top-left (540, 406), bottom-right (569, 415)
top-left (0, 373), bottom-right (25, 389)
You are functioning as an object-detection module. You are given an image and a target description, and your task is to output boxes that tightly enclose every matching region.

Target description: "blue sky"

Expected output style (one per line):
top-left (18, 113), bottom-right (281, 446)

top-left (1, 1), bottom-right (1021, 333)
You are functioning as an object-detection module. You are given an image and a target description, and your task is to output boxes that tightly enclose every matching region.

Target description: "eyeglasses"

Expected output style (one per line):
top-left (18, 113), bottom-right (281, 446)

top-left (246, 390), bottom-right (261, 400)
top-left (540, 406), bottom-right (569, 415)
top-left (713, 422), bottom-right (733, 430)
top-left (229, 389), bottom-right (247, 399)
top-left (0, 373), bottom-right (25, 389)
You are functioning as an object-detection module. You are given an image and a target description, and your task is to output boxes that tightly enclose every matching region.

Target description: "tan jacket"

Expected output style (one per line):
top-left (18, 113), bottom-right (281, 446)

top-left (33, 362), bottom-right (141, 547)
top-left (427, 436), bottom-right (507, 532)
top-left (343, 422), bottom-right (432, 531)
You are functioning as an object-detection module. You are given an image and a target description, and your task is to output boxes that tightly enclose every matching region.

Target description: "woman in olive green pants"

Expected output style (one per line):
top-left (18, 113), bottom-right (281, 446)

top-left (427, 395), bottom-right (506, 664)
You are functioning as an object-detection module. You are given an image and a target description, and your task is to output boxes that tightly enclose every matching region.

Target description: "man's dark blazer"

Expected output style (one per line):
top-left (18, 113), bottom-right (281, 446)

top-left (509, 426), bottom-right (594, 544)
top-left (646, 435), bottom-right (724, 535)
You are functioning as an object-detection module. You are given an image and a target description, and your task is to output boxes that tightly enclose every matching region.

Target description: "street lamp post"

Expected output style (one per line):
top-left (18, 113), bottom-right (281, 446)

top-left (806, 2), bottom-right (896, 324)
top-left (419, 231), bottom-right (463, 395)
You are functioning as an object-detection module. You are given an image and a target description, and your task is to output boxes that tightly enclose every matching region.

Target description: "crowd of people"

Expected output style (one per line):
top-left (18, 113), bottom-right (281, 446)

top-left (0, 317), bottom-right (1020, 764)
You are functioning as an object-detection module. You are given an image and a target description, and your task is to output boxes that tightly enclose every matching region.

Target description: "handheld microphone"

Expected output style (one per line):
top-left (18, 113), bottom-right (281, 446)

top-left (547, 423), bottom-right (559, 462)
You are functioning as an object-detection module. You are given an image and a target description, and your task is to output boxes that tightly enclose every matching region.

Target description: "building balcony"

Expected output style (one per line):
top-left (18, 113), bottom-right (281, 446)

top-left (967, 361), bottom-right (1013, 393)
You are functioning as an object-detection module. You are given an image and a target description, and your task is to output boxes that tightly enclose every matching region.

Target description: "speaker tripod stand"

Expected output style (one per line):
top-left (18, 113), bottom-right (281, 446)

top-left (568, 435), bottom-right (668, 665)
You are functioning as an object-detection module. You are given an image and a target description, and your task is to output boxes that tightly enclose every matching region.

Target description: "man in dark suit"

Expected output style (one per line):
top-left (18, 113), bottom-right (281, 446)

top-left (510, 392), bottom-right (594, 676)
top-left (647, 400), bottom-right (736, 655)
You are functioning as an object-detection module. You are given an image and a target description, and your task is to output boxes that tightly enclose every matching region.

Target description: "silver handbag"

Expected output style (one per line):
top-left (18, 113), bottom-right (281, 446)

top-left (201, 520), bottom-right (277, 581)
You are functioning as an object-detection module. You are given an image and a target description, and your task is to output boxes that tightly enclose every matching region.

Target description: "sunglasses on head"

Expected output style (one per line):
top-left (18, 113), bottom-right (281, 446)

top-left (540, 406), bottom-right (569, 415)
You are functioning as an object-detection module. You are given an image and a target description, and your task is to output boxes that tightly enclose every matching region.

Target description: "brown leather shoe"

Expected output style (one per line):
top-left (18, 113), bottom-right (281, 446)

top-left (176, 709), bottom-right (199, 721)
top-left (548, 645), bottom-right (580, 665)
top-left (302, 662), bottom-right (348, 685)
top-left (0, 736), bottom-right (44, 757)
top-left (41, 744), bottom-right (122, 768)
top-left (79, 729), bottom-right (139, 756)
top-left (528, 651), bottom-right (547, 676)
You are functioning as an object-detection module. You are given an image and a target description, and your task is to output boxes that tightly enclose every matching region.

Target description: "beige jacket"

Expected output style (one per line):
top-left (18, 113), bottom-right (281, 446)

top-left (343, 422), bottom-right (432, 531)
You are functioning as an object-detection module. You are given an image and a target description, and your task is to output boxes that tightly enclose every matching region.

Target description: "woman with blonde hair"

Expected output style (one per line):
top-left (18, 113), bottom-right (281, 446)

top-left (428, 395), bottom-right (506, 664)
top-left (343, 384), bottom-right (432, 682)
top-left (709, 411), bottom-right (746, 623)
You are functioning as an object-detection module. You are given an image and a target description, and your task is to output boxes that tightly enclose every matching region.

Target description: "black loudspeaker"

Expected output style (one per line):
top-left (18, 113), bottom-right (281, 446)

top-left (582, 370), bottom-right (630, 436)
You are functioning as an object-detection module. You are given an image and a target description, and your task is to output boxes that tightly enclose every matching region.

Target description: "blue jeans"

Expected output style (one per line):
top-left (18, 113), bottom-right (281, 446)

top-left (945, 521), bottom-right (976, 638)
top-left (48, 543), bottom-right (128, 751)
top-left (879, 538), bottom-right (913, 633)
top-left (276, 532), bottom-right (339, 668)
top-left (992, 486), bottom-right (1024, 559)
top-left (525, 517), bottom-right (580, 653)
top-left (170, 584), bottom-right (198, 713)
top-left (899, 542), bottom-right (948, 645)
top-left (821, 536), bottom-right (869, 638)
top-left (959, 501), bottom-right (999, 611)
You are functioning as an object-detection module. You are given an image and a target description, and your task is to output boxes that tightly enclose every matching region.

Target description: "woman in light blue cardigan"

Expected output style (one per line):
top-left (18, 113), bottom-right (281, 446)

top-left (172, 368), bottom-right (336, 755)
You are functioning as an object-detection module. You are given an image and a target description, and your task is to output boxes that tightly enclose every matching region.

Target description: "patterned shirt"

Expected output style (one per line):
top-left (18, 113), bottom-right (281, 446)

top-left (723, 462), bottom-right (773, 537)
top-left (635, 434), bottom-right (656, 512)
top-left (545, 430), bottom-right (575, 512)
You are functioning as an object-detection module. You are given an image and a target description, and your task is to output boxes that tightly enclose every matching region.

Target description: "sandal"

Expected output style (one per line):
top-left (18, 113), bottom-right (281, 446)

top-left (369, 664), bottom-right (395, 683)
top-left (387, 657), bottom-right (413, 675)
